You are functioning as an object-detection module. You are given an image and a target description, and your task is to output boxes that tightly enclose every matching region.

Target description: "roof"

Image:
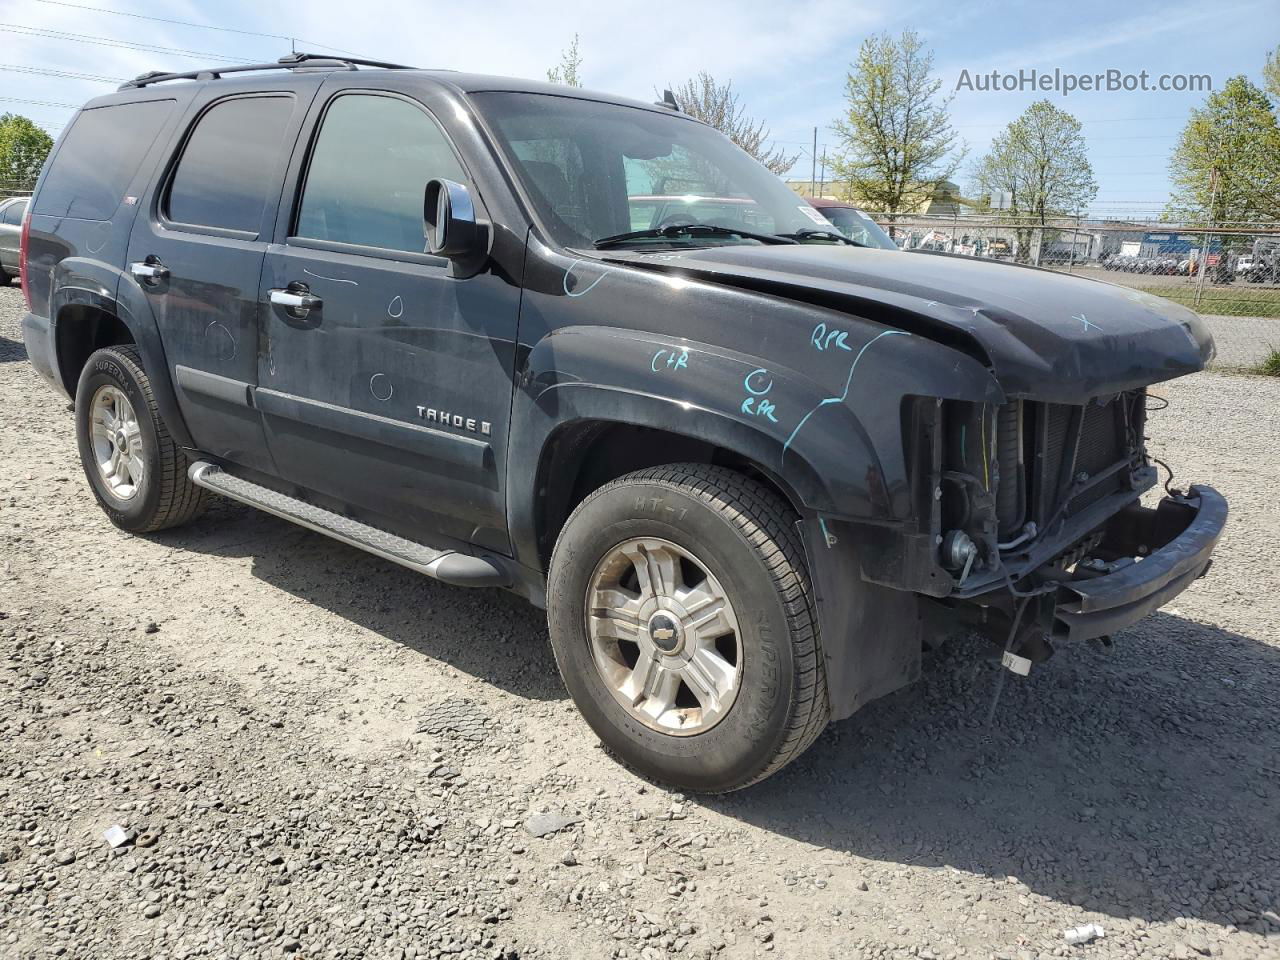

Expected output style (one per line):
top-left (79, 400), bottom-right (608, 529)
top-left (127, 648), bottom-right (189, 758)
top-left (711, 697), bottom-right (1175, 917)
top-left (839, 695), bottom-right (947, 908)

top-left (100, 54), bottom-right (684, 119)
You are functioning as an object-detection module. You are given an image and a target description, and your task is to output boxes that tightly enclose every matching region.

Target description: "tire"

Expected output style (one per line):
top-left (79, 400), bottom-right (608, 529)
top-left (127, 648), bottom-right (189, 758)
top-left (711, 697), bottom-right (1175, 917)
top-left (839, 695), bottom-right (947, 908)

top-left (547, 463), bottom-right (829, 792)
top-left (74, 345), bottom-right (208, 533)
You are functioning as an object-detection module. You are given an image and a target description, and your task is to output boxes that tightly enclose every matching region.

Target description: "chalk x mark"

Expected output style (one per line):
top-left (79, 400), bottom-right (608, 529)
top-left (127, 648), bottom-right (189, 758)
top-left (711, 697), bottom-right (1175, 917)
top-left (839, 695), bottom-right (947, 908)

top-left (1073, 313), bottom-right (1102, 333)
top-left (782, 330), bottom-right (911, 456)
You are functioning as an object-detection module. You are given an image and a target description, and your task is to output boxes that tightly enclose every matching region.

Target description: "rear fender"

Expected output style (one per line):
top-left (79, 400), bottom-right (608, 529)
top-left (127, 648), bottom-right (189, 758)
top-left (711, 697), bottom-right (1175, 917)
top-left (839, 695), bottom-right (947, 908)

top-left (51, 258), bottom-right (194, 449)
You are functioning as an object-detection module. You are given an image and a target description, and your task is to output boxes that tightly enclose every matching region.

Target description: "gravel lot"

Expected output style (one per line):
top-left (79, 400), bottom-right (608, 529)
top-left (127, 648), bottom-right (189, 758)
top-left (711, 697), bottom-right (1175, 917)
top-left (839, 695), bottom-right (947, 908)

top-left (1, 284), bottom-right (1278, 960)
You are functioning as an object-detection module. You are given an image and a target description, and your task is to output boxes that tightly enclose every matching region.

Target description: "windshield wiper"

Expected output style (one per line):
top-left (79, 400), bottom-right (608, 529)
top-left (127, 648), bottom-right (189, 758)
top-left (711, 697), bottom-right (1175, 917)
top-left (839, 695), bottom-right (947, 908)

top-left (593, 223), bottom-right (798, 248)
top-left (776, 228), bottom-right (868, 247)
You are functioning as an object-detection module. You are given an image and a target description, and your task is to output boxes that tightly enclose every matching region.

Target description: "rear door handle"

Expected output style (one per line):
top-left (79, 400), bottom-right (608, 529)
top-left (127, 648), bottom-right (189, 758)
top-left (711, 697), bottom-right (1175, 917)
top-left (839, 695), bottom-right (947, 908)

top-left (130, 259), bottom-right (169, 282)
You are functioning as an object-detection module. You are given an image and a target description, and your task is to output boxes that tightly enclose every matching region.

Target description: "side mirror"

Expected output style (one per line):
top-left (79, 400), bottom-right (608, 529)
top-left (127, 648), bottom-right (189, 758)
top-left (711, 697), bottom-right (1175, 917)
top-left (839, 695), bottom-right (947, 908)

top-left (424, 178), bottom-right (489, 276)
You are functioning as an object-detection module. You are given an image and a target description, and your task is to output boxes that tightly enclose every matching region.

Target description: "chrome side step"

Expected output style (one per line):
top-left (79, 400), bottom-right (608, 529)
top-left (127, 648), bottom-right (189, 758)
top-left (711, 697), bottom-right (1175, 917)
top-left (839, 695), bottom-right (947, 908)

top-left (188, 461), bottom-right (509, 587)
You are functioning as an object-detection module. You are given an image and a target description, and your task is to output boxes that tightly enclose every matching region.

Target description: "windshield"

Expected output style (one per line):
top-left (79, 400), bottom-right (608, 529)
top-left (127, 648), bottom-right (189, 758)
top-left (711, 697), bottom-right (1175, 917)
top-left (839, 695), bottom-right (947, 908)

top-left (473, 92), bottom-right (835, 249)
top-left (812, 206), bottom-right (897, 250)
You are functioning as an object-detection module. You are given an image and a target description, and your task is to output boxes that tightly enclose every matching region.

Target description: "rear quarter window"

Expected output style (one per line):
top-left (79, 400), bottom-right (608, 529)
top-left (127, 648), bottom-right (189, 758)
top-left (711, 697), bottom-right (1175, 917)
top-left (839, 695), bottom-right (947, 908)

top-left (33, 100), bottom-right (174, 221)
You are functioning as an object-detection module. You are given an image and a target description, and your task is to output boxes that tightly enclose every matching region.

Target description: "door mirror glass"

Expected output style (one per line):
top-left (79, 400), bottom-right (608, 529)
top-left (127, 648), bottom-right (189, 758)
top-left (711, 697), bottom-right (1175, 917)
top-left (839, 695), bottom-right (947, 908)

top-left (424, 178), bottom-right (483, 258)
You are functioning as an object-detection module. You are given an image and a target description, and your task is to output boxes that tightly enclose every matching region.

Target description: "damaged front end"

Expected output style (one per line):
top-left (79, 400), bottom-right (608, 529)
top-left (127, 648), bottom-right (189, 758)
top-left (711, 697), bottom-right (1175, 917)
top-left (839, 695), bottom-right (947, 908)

top-left (921, 391), bottom-right (1226, 665)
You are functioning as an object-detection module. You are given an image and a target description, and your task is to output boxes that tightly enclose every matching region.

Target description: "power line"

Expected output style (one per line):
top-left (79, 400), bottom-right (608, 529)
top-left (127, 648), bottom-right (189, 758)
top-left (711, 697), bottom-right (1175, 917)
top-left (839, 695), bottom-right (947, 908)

top-left (2, 23), bottom-right (246, 63)
top-left (0, 63), bottom-right (126, 83)
top-left (0, 95), bottom-right (80, 109)
top-left (32, 0), bottom-right (363, 57)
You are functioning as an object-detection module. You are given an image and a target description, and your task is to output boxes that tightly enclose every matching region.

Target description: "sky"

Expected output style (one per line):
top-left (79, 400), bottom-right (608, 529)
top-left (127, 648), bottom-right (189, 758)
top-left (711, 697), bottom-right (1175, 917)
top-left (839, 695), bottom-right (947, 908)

top-left (2, 0), bottom-right (1278, 218)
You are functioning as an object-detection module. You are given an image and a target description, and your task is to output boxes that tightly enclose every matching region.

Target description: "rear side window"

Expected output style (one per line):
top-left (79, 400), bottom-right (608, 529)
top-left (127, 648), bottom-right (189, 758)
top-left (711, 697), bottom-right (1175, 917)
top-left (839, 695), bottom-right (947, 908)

top-left (166, 96), bottom-right (294, 233)
top-left (295, 94), bottom-right (465, 253)
top-left (1, 200), bottom-right (27, 225)
top-left (33, 100), bottom-right (174, 221)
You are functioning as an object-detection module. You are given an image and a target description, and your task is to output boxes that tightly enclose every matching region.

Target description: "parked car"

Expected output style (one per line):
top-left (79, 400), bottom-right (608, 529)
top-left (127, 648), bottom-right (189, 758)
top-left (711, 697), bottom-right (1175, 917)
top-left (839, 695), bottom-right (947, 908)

top-left (803, 198), bottom-right (898, 249)
top-left (20, 54), bottom-right (1226, 792)
top-left (0, 196), bottom-right (28, 285)
top-left (1235, 255), bottom-right (1254, 275)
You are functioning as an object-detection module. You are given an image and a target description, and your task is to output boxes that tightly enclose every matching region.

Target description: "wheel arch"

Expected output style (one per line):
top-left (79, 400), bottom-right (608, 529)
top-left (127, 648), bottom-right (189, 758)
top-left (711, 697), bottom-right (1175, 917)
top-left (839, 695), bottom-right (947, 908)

top-left (50, 264), bottom-right (195, 449)
top-left (529, 417), bottom-right (812, 573)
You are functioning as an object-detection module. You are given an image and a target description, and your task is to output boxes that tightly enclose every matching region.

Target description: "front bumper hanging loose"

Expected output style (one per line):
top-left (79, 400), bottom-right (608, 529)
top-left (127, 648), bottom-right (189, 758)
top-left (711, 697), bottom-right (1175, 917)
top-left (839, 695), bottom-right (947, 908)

top-left (1052, 484), bottom-right (1227, 642)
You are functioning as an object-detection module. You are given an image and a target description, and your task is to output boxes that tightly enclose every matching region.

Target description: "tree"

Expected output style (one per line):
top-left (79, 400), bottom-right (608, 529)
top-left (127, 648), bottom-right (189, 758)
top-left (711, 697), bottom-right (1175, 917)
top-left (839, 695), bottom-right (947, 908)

top-left (1264, 46), bottom-right (1280, 103)
top-left (546, 34), bottom-right (583, 87)
top-left (0, 113), bottom-right (54, 188)
top-left (1165, 75), bottom-right (1280, 224)
top-left (970, 100), bottom-right (1097, 261)
top-left (830, 30), bottom-right (963, 216)
top-left (669, 72), bottom-right (798, 175)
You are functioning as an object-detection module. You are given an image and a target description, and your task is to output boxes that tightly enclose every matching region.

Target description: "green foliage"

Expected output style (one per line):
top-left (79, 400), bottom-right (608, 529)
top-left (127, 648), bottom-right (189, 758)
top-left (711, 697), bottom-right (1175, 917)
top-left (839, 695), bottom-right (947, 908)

top-left (970, 101), bottom-right (1097, 221)
top-left (1264, 46), bottom-right (1280, 102)
top-left (830, 30), bottom-right (963, 214)
top-left (1256, 346), bottom-right (1280, 377)
top-left (670, 72), bottom-right (799, 175)
top-left (968, 101), bottom-right (1097, 262)
top-left (1165, 76), bottom-right (1280, 224)
top-left (546, 34), bottom-right (583, 88)
top-left (0, 113), bottom-right (54, 187)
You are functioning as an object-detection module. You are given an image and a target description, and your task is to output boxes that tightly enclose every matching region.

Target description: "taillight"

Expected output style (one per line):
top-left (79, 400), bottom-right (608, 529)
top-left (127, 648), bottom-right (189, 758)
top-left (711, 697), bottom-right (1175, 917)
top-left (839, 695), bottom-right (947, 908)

top-left (18, 208), bottom-right (31, 310)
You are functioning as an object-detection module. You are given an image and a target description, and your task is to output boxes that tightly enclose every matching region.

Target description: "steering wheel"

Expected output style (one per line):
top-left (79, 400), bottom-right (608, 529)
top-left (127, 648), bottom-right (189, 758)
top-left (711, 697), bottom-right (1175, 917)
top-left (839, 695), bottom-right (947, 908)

top-left (655, 214), bottom-right (698, 229)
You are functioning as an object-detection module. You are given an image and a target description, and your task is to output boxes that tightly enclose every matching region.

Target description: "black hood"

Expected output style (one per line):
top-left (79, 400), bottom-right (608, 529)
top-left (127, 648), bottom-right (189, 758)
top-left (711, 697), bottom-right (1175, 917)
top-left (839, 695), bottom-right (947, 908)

top-left (601, 245), bottom-right (1214, 402)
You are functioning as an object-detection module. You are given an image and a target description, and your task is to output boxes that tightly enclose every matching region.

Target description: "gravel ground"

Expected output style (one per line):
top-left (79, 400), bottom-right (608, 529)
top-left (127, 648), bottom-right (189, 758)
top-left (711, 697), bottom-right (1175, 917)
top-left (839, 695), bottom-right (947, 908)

top-left (1, 284), bottom-right (1278, 960)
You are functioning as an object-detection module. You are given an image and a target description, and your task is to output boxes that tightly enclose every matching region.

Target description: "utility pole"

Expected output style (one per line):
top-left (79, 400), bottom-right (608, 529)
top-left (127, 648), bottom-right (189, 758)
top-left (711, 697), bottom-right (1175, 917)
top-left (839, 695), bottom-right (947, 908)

top-left (810, 127), bottom-right (817, 197)
top-left (818, 150), bottom-right (828, 198)
top-left (1195, 166), bottom-right (1219, 309)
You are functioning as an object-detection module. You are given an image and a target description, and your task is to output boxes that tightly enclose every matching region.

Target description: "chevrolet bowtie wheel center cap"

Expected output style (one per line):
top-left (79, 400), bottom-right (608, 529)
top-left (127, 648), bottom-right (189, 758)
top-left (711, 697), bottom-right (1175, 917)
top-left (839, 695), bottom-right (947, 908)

top-left (648, 613), bottom-right (683, 654)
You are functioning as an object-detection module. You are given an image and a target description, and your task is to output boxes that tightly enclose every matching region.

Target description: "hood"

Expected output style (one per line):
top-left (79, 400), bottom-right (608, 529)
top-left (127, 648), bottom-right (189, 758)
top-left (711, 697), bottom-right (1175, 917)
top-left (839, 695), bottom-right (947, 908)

top-left (600, 245), bottom-right (1214, 402)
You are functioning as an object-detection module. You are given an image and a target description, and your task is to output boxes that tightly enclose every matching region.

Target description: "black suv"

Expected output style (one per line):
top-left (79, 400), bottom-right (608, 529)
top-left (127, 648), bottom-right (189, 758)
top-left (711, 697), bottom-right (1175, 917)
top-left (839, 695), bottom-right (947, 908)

top-left (20, 55), bottom-right (1226, 792)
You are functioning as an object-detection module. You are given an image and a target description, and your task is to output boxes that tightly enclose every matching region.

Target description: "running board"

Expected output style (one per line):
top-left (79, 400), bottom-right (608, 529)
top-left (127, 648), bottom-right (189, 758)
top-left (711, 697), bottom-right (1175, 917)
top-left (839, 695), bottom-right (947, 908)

top-left (188, 461), bottom-right (509, 587)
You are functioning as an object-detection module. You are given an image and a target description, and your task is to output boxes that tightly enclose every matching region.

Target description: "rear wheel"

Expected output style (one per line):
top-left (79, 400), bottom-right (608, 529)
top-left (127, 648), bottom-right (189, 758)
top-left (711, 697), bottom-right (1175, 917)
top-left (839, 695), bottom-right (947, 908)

top-left (74, 345), bottom-right (207, 532)
top-left (547, 464), bottom-right (829, 792)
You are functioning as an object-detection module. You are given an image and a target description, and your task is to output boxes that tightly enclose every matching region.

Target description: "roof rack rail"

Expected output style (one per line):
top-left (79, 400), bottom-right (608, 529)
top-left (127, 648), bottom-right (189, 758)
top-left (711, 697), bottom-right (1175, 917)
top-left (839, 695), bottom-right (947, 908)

top-left (118, 52), bottom-right (416, 91)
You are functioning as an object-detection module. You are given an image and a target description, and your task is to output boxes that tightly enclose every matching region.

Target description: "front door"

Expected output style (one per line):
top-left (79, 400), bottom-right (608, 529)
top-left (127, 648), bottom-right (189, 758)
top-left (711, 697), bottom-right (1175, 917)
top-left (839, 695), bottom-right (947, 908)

top-left (258, 89), bottom-right (520, 552)
top-left (126, 83), bottom-right (320, 475)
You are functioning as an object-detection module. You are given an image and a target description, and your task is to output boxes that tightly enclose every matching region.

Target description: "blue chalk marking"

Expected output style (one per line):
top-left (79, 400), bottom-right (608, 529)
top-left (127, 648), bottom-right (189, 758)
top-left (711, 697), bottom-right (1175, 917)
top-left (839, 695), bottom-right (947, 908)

top-left (1073, 313), bottom-right (1102, 333)
top-left (564, 259), bottom-right (608, 298)
top-left (810, 322), bottom-right (851, 352)
top-left (818, 517), bottom-right (836, 549)
top-left (782, 329), bottom-right (911, 456)
top-left (651, 348), bottom-right (689, 372)
top-left (744, 368), bottom-right (773, 395)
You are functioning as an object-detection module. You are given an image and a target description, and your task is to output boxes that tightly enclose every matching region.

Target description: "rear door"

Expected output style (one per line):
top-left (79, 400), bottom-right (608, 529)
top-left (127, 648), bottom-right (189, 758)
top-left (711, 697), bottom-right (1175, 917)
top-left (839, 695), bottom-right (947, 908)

top-left (257, 83), bottom-right (520, 552)
top-left (125, 79), bottom-right (322, 475)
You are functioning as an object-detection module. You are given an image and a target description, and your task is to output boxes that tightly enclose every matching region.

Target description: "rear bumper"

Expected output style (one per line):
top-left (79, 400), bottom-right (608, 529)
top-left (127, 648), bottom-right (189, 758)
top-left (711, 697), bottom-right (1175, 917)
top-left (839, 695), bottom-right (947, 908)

top-left (20, 310), bottom-right (67, 399)
top-left (1053, 484), bottom-right (1226, 641)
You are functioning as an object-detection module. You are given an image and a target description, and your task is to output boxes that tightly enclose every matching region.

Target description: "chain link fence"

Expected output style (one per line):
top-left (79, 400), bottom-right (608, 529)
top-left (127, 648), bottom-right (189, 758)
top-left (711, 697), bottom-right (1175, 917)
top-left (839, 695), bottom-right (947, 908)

top-left (0, 179), bottom-right (35, 201)
top-left (868, 212), bottom-right (1280, 371)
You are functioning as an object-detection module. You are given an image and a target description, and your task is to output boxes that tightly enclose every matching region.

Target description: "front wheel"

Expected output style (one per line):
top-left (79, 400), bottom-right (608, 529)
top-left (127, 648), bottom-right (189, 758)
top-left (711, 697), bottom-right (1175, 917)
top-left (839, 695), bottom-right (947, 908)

top-left (547, 464), bottom-right (829, 792)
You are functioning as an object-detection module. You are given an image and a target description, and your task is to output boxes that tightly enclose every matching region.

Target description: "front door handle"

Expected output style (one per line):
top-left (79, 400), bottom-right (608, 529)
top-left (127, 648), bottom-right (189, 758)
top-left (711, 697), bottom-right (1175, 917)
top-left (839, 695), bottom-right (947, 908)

top-left (269, 286), bottom-right (323, 316)
top-left (130, 259), bottom-right (169, 283)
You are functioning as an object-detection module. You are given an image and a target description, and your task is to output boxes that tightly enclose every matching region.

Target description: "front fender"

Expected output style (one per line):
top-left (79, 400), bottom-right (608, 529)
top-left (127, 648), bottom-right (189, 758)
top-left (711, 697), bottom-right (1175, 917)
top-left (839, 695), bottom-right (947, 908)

top-left (506, 320), bottom-right (1003, 569)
